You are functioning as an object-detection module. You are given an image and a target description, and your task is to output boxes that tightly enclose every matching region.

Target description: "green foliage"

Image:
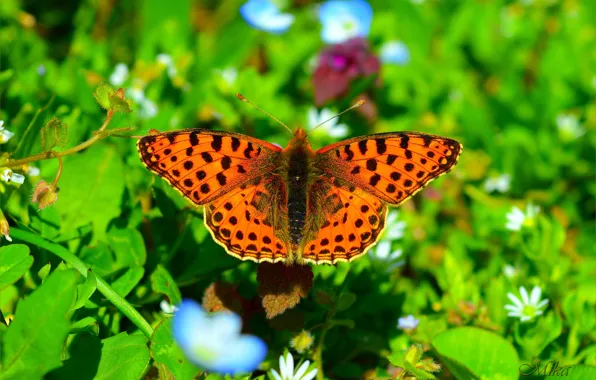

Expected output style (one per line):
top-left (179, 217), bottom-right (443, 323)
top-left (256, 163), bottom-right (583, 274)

top-left (1, 0), bottom-right (595, 379)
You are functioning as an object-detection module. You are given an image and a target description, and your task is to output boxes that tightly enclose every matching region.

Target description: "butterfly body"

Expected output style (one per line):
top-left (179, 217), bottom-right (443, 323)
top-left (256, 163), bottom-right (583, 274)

top-left (138, 127), bottom-right (462, 265)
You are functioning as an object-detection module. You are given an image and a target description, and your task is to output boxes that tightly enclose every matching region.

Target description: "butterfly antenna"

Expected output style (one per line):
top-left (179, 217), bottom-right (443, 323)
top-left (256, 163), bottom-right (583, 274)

top-left (236, 93), bottom-right (293, 136)
top-left (306, 99), bottom-right (365, 137)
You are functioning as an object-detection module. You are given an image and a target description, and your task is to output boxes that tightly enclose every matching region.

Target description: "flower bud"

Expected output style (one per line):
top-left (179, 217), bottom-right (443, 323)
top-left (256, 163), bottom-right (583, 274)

top-left (31, 180), bottom-right (58, 210)
top-left (0, 210), bottom-right (11, 242)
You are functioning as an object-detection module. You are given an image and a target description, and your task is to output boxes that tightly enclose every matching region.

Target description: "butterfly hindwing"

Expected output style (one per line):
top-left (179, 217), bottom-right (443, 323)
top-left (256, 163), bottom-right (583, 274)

top-left (137, 129), bottom-right (282, 205)
top-left (204, 175), bottom-right (289, 263)
top-left (301, 176), bottom-right (388, 264)
top-left (314, 132), bottom-right (462, 205)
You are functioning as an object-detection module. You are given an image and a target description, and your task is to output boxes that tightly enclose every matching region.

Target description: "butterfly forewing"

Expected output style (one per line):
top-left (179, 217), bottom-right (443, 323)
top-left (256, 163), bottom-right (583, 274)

top-left (314, 132), bottom-right (462, 205)
top-left (137, 129), bottom-right (282, 205)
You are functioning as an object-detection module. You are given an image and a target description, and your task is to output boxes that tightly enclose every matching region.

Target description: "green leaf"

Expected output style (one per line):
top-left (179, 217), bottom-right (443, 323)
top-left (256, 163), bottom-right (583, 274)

top-left (0, 269), bottom-right (78, 379)
top-left (40, 117), bottom-right (69, 152)
top-left (330, 319), bottom-right (355, 329)
top-left (0, 244), bottom-right (34, 291)
top-left (107, 226), bottom-right (147, 267)
top-left (70, 316), bottom-right (99, 335)
top-left (552, 365), bottom-right (596, 379)
top-left (150, 318), bottom-right (200, 380)
top-left (432, 327), bottom-right (520, 380)
top-left (111, 266), bottom-right (144, 298)
top-left (55, 145), bottom-right (125, 241)
top-left (72, 270), bottom-right (97, 310)
top-left (93, 83), bottom-right (115, 110)
top-left (404, 362), bottom-right (436, 380)
top-left (150, 265), bottom-right (182, 305)
top-left (94, 333), bottom-right (150, 379)
top-left (109, 94), bottom-right (133, 113)
top-left (37, 262), bottom-right (51, 282)
top-left (336, 291), bottom-right (357, 312)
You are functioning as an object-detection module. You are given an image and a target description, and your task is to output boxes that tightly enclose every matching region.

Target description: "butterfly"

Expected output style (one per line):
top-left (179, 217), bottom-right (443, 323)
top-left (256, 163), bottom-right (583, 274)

top-left (137, 124), bottom-right (462, 265)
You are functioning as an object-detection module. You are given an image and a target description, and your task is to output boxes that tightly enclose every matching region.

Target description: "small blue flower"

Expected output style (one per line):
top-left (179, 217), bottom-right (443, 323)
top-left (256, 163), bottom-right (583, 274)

top-left (319, 0), bottom-right (373, 44)
top-left (172, 299), bottom-right (267, 374)
top-left (240, 0), bottom-right (295, 34)
top-left (380, 41), bottom-right (410, 65)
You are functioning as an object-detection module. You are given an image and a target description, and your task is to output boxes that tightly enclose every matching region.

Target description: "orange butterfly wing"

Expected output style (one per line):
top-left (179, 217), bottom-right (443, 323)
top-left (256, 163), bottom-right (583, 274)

top-left (314, 132), bottom-right (462, 205)
top-left (301, 132), bottom-right (462, 264)
top-left (301, 176), bottom-right (387, 264)
top-left (137, 129), bottom-right (290, 262)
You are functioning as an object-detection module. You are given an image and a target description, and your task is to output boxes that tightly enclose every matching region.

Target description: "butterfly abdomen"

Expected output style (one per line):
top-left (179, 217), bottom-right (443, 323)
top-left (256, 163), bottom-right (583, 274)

top-left (287, 149), bottom-right (309, 247)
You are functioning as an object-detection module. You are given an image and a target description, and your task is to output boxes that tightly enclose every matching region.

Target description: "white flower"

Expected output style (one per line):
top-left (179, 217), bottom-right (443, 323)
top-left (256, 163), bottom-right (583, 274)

top-left (505, 286), bottom-right (549, 322)
top-left (380, 41), bottom-right (410, 65)
top-left (0, 120), bottom-right (15, 144)
top-left (502, 264), bottom-right (519, 279)
top-left (160, 300), bottom-right (179, 314)
top-left (318, 0), bottom-right (373, 44)
top-left (27, 166), bottom-right (40, 177)
top-left (397, 314), bottom-right (420, 330)
top-left (1, 169), bottom-right (25, 185)
top-left (240, 0), bottom-right (295, 34)
top-left (369, 211), bottom-right (406, 270)
top-left (37, 64), bottom-right (46, 76)
top-left (271, 352), bottom-right (318, 380)
top-left (128, 87), bottom-right (158, 119)
top-left (215, 67), bottom-right (238, 86)
top-left (109, 63), bottom-right (129, 86)
top-left (505, 202), bottom-right (540, 231)
top-left (157, 54), bottom-right (177, 78)
top-left (306, 107), bottom-right (349, 138)
top-left (484, 173), bottom-right (511, 193)
top-left (556, 113), bottom-right (584, 141)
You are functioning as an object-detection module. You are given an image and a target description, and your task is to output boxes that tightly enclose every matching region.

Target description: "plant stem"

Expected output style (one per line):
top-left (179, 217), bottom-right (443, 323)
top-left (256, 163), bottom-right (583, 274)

top-left (10, 228), bottom-right (154, 339)
top-left (315, 309), bottom-right (335, 380)
top-left (3, 110), bottom-right (114, 169)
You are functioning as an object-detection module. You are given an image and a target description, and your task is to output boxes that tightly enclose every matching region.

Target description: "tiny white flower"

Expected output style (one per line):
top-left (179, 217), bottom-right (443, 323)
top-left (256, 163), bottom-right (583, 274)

top-left (160, 300), bottom-right (179, 314)
top-left (37, 64), bottom-right (46, 76)
top-left (240, 0), bottom-right (295, 35)
top-left (505, 286), bottom-right (549, 322)
top-left (109, 63), bottom-right (129, 86)
top-left (502, 264), bottom-right (519, 279)
top-left (270, 352), bottom-right (318, 380)
top-left (306, 107), bottom-right (349, 139)
top-left (128, 87), bottom-right (158, 119)
top-left (1, 169), bottom-right (25, 185)
top-left (216, 67), bottom-right (238, 86)
top-left (556, 113), bottom-right (584, 141)
top-left (0, 120), bottom-right (15, 144)
top-left (157, 54), bottom-right (177, 78)
top-left (397, 314), bottom-right (420, 330)
top-left (484, 173), bottom-right (511, 193)
top-left (505, 202), bottom-right (540, 231)
top-left (369, 211), bottom-right (406, 270)
top-left (27, 166), bottom-right (40, 177)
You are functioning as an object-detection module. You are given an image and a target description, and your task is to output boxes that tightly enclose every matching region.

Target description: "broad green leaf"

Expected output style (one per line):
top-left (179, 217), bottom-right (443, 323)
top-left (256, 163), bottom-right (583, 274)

top-left (433, 327), bottom-right (519, 380)
top-left (95, 333), bottom-right (150, 379)
top-left (551, 365), bottom-right (596, 379)
top-left (150, 318), bottom-right (200, 380)
top-left (0, 269), bottom-right (78, 379)
top-left (40, 117), bottom-right (69, 152)
top-left (111, 266), bottom-right (144, 298)
top-left (72, 270), bottom-right (97, 310)
top-left (0, 244), bottom-right (33, 291)
top-left (47, 333), bottom-right (102, 379)
top-left (93, 83), bottom-right (115, 110)
top-left (55, 145), bottom-right (125, 240)
top-left (107, 226), bottom-right (147, 267)
top-left (150, 265), bottom-right (182, 305)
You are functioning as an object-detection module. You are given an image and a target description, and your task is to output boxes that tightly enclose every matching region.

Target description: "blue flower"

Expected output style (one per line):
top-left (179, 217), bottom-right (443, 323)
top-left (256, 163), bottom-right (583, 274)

top-left (172, 299), bottom-right (267, 374)
top-left (319, 0), bottom-right (373, 44)
top-left (380, 41), bottom-right (410, 65)
top-left (240, 0), bottom-right (295, 34)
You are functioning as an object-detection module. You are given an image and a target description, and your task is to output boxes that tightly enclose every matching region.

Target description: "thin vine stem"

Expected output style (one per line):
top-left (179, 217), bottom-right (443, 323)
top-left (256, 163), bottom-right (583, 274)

top-left (10, 228), bottom-right (154, 339)
top-left (3, 110), bottom-right (114, 169)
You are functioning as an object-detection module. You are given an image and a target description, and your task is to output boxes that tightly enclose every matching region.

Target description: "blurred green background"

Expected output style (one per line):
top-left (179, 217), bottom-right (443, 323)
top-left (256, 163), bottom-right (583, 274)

top-left (1, 0), bottom-right (595, 379)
